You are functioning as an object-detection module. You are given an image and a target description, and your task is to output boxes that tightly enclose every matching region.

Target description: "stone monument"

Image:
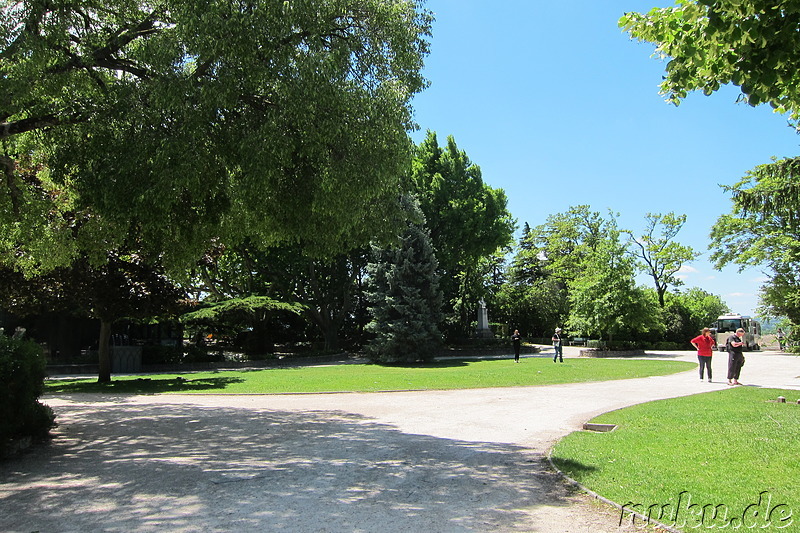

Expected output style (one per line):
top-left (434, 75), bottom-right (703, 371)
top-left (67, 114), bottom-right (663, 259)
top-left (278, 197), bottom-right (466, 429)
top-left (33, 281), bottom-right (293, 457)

top-left (476, 299), bottom-right (493, 338)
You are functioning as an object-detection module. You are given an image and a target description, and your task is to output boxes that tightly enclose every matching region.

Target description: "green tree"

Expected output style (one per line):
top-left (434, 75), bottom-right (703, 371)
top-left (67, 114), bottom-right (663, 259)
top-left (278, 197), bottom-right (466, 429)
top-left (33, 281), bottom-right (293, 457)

top-left (620, 1), bottom-right (800, 119)
top-left (365, 198), bottom-right (442, 363)
top-left (497, 224), bottom-right (569, 337)
top-left (566, 219), bottom-right (660, 343)
top-left (624, 212), bottom-right (698, 308)
top-left (1, 0), bottom-right (432, 273)
top-left (662, 288), bottom-right (729, 343)
top-left (411, 131), bottom-right (515, 337)
top-left (188, 243), bottom-right (368, 353)
top-left (0, 253), bottom-right (186, 382)
top-left (621, 1), bottom-right (800, 328)
top-left (710, 160), bottom-right (800, 324)
top-left (530, 205), bottom-right (607, 285)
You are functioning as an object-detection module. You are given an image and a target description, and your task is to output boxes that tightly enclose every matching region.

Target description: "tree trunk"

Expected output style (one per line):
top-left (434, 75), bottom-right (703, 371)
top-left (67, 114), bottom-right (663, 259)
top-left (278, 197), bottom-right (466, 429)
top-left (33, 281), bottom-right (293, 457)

top-left (97, 319), bottom-right (112, 383)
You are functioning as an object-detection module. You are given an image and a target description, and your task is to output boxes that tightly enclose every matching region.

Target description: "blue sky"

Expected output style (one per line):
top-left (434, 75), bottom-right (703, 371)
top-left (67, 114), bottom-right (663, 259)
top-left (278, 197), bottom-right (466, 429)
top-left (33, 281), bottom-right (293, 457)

top-left (409, 0), bottom-right (800, 318)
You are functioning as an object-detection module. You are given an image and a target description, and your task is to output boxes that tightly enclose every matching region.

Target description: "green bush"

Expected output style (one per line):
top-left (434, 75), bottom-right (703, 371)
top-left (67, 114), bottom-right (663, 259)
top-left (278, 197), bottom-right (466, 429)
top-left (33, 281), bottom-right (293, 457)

top-left (0, 336), bottom-right (56, 456)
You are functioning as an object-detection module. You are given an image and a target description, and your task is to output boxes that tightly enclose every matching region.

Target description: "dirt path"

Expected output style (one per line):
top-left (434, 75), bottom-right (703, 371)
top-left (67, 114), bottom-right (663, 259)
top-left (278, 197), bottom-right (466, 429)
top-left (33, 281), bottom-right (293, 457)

top-left (2, 349), bottom-right (798, 532)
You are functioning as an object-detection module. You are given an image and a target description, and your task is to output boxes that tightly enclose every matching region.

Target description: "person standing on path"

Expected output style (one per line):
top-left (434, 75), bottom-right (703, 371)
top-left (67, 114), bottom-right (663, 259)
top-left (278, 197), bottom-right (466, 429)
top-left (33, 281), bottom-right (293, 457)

top-left (552, 328), bottom-right (563, 363)
top-left (690, 327), bottom-right (716, 382)
top-left (777, 328), bottom-right (787, 351)
top-left (726, 328), bottom-right (746, 386)
top-left (511, 329), bottom-right (522, 362)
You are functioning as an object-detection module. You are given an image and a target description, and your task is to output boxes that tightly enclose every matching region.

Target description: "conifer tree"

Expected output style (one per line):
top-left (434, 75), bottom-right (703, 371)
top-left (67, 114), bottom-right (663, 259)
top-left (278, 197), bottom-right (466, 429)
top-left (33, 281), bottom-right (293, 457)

top-left (365, 199), bottom-right (442, 363)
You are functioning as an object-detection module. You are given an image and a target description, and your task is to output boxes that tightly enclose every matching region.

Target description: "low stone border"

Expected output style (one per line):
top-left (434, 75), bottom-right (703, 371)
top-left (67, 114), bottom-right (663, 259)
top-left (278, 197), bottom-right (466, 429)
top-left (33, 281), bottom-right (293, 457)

top-left (546, 448), bottom-right (680, 533)
top-left (579, 349), bottom-right (646, 358)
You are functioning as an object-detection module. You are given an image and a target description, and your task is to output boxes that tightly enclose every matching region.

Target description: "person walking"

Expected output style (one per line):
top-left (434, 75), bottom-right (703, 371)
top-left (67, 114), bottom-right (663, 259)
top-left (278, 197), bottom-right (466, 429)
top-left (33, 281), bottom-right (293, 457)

top-left (552, 327), bottom-right (563, 363)
top-left (777, 328), bottom-right (787, 351)
top-left (726, 328), bottom-right (746, 386)
top-left (511, 329), bottom-right (522, 362)
top-left (690, 327), bottom-right (717, 382)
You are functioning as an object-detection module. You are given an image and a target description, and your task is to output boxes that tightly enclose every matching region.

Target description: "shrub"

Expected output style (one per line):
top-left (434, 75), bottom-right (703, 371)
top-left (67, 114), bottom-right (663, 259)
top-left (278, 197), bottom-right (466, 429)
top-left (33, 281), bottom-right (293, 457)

top-left (0, 336), bottom-right (56, 456)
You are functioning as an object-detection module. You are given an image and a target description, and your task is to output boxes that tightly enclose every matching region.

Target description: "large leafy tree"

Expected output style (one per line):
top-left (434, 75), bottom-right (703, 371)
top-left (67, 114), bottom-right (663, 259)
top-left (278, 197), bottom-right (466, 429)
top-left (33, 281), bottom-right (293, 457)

top-left (567, 220), bottom-right (659, 343)
top-left (620, 1), bottom-right (800, 118)
top-left (662, 287), bottom-right (729, 342)
top-left (621, 1), bottom-right (800, 325)
top-left (497, 224), bottom-right (569, 337)
top-left (411, 131), bottom-right (515, 336)
top-left (624, 212), bottom-right (698, 308)
top-left (1, 0), bottom-right (432, 272)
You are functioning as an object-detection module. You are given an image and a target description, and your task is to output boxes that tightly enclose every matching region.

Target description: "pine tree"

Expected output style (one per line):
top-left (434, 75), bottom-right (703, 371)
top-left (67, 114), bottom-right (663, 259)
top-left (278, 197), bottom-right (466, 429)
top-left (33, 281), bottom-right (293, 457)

top-left (365, 200), bottom-right (443, 363)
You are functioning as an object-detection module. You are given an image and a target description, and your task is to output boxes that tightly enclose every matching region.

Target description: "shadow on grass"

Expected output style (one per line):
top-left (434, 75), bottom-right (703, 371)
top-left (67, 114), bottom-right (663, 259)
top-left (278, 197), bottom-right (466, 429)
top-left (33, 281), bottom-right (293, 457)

top-left (550, 457), bottom-right (599, 478)
top-left (44, 376), bottom-right (245, 394)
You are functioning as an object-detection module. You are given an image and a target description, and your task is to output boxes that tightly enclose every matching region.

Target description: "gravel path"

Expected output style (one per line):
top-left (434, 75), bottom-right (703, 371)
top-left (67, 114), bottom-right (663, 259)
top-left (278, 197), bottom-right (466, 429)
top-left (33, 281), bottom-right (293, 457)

top-left (2, 349), bottom-right (799, 532)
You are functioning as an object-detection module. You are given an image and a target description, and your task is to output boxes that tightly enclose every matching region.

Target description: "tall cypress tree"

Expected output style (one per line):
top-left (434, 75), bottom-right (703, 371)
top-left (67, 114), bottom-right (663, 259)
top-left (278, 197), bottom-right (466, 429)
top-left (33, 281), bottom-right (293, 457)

top-left (366, 199), bottom-right (442, 363)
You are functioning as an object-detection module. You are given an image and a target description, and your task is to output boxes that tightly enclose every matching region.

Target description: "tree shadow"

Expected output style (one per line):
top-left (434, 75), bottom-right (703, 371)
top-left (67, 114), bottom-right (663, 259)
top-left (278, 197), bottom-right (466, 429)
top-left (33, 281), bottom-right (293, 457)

top-left (44, 376), bottom-right (245, 394)
top-left (1, 400), bottom-right (584, 532)
top-left (550, 456), bottom-right (599, 478)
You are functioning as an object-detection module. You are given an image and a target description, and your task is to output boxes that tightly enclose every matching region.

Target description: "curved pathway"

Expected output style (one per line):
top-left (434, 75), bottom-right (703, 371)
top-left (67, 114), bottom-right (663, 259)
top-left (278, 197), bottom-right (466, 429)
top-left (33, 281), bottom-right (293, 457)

top-left (2, 349), bottom-right (799, 532)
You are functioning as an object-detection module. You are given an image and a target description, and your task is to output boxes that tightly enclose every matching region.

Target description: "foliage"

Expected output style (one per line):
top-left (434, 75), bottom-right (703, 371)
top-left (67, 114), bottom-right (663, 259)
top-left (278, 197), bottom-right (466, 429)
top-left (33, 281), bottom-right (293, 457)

top-left (624, 212), bottom-right (698, 308)
top-left (621, 1), bottom-right (800, 333)
top-left (411, 132), bottom-right (515, 336)
top-left (181, 296), bottom-right (303, 324)
top-left (567, 218), bottom-right (661, 341)
top-left (496, 268), bottom-right (568, 338)
top-left (0, 253), bottom-right (186, 382)
top-left (189, 244), bottom-right (370, 351)
top-left (365, 198), bottom-right (443, 363)
top-left (662, 287), bottom-right (729, 343)
top-left (0, 335), bottom-right (55, 456)
top-left (620, 1), bottom-right (800, 121)
top-left (710, 160), bottom-right (800, 325)
top-left (1, 0), bottom-right (432, 273)
top-left (529, 205), bottom-right (608, 284)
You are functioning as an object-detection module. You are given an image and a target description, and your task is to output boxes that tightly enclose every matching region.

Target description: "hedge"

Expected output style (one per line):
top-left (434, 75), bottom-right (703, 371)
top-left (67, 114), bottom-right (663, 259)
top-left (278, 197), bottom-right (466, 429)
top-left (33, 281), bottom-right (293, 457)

top-left (0, 335), bottom-right (56, 457)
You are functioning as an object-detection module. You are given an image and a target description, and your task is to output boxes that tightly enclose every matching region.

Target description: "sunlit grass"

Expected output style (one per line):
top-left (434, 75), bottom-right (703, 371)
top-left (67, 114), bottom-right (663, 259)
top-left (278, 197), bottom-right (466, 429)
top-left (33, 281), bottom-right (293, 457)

top-left (551, 387), bottom-right (800, 530)
top-left (45, 357), bottom-right (695, 394)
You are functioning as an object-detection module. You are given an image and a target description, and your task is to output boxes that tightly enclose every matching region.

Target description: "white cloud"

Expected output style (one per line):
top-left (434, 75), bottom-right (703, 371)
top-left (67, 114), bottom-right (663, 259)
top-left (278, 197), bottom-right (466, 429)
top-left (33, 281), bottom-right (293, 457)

top-left (727, 292), bottom-right (748, 297)
top-left (679, 265), bottom-right (699, 273)
top-left (750, 276), bottom-right (770, 283)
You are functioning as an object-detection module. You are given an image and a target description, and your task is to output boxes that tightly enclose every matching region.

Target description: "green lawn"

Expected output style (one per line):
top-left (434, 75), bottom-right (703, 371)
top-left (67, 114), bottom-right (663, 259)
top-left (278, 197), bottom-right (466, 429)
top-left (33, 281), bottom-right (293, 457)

top-left (551, 386), bottom-right (800, 531)
top-left (45, 357), bottom-right (695, 394)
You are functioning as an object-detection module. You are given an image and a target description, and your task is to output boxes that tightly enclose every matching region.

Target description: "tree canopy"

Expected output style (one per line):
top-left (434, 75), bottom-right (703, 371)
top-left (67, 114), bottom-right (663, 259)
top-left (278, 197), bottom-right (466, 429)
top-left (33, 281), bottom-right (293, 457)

top-left (410, 131), bottom-right (514, 335)
top-left (621, 0), bottom-right (800, 326)
top-left (620, 1), bottom-right (800, 120)
top-left (1, 0), bottom-right (432, 273)
top-left (624, 212), bottom-right (698, 308)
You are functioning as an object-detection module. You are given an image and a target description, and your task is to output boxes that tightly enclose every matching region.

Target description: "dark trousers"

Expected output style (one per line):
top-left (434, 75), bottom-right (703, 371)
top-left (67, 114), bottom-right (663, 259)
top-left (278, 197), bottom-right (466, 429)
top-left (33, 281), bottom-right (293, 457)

top-left (513, 344), bottom-right (520, 361)
top-left (697, 355), bottom-right (712, 379)
top-left (553, 344), bottom-right (562, 362)
top-left (727, 353), bottom-right (744, 380)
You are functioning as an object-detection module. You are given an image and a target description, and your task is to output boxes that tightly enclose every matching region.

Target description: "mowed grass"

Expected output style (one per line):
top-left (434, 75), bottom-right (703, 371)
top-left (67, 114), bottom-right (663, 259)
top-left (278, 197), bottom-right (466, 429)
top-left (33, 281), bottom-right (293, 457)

top-left (45, 357), bottom-right (695, 394)
top-left (551, 386), bottom-right (800, 530)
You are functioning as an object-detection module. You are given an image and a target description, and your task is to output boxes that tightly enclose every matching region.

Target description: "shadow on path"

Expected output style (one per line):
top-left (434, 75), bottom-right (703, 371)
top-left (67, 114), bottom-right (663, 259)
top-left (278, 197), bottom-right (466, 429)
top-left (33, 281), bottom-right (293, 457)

top-left (1, 401), bottom-right (582, 532)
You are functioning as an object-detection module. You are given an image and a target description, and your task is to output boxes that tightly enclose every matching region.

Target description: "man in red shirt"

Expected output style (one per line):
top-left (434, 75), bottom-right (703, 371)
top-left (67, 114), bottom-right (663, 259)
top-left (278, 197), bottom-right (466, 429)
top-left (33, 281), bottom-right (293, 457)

top-left (690, 327), bottom-right (717, 382)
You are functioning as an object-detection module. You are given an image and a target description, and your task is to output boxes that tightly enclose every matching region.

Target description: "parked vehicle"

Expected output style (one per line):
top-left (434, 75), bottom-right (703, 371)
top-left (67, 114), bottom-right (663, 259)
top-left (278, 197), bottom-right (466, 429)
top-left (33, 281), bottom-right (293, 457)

top-left (711, 313), bottom-right (761, 351)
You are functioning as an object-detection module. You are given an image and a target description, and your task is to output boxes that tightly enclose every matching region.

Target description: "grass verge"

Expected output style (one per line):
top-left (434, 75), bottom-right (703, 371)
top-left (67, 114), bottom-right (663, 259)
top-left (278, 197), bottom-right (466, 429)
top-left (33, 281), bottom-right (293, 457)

top-left (45, 357), bottom-right (695, 394)
top-left (551, 386), bottom-right (800, 531)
